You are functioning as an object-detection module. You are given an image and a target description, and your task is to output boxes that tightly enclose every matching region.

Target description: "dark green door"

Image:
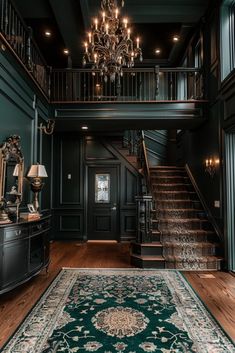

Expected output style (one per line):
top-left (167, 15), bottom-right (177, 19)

top-left (88, 167), bottom-right (118, 240)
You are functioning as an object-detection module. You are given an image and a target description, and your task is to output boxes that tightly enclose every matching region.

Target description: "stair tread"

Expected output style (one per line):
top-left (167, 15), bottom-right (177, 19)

top-left (158, 218), bottom-right (208, 222)
top-left (152, 183), bottom-right (191, 186)
top-left (165, 255), bottom-right (223, 261)
top-left (156, 208), bottom-right (204, 211)
top-left (151, 175), bottom-right (189, 179)
top-left (161, 229), bottom-right (215, 234)
top-left (150, 166), bottom-right (184, 169)
top-left (163, 241), bottom-right (219, 247)
top-left (134, 242), bottom-right (162, 247)
top-left (152, 171), bottom-right (186, 173)
top-left (159, 199), bottom-right (198, 201)
top-left (155, 190), bottom-right (196, 194)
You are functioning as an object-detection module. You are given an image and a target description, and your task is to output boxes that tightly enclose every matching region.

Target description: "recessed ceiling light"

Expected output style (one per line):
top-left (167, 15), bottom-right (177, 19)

top-left (81, 126), bottom-right (88, 130)
top-left (45, 30), bottom-right (52, 37)
top-left (173, 35), bottom-right (180, 42)
top-left (63, 49), bottom-right (69, 55)
top-left (155, 48), bottom-right (161, 54)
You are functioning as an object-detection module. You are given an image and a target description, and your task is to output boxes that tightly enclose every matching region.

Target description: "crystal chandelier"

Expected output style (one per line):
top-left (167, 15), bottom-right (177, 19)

top-left (83, 0), bottom-right (143, 82)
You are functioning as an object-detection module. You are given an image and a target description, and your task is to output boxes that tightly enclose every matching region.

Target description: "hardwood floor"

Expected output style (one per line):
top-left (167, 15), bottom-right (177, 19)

top-left (0, 241), bottom-right (235, 349)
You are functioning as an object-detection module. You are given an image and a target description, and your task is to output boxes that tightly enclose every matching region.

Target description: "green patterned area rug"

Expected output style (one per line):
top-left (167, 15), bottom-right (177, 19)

top-left (2, 269), bottom-right (235, 353)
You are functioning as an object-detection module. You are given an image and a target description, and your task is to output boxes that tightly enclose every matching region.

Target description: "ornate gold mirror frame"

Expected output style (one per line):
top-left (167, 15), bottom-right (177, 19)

top-left (0, 135), bottom-right (24, 223)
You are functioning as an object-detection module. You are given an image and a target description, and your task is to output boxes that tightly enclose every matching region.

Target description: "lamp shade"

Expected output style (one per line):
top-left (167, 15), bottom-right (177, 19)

top-left (27, 164), bottom-right (48, 178)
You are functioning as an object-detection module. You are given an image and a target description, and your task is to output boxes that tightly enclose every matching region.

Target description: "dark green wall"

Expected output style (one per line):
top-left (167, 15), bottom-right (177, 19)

top-left (177, 3), bottom-right (235, 238)
top-left (0, 44), bottom-right (51, 211)
top-left (52, 134), bottom-right (139, 241)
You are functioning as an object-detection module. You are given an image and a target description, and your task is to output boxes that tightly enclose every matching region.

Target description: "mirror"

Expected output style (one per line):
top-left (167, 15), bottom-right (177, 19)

top-left (0, 135), bottom-right (24, 222)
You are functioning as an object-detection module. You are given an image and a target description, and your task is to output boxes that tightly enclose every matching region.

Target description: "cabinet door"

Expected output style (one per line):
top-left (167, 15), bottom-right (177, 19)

top-left (43, 231), bottom-right (50, 266)
top-left (29, 234), bottom-right (44, 272)
top-left (2, 239), bottom-right (28, 288)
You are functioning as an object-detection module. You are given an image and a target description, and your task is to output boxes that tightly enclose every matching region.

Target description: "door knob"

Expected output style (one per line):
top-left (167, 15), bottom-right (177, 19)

top-left (111, 206), bottom-right (117, 211)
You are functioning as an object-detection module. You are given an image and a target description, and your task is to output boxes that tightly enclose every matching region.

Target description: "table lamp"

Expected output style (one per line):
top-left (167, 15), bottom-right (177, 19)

top-left (27, 164), bottom-right (48, 211)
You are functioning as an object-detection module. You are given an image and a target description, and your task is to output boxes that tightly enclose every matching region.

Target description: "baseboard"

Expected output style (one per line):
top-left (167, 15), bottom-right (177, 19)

top-left (185, 164), bottom-right (223, 241)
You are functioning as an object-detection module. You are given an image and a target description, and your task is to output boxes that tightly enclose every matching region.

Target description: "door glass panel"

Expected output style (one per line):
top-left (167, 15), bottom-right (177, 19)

top-left (95, 174), bottom-right (110, 203)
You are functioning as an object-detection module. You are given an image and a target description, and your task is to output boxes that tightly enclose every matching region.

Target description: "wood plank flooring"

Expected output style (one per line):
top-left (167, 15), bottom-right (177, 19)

top-left (0, 241), bottom-right (234, 349)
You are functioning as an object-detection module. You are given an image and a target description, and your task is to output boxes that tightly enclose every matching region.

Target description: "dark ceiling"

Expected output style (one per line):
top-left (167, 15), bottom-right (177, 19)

top-left (13, 0), bottom-right (210, 68)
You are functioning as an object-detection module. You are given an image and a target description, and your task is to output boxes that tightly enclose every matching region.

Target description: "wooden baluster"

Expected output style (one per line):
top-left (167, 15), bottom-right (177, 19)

top-left (116, 75), bottom-right (121, 100)
top-left (170, 72), bottom-right (173, 100)
top-left (26, 27), bottom-right (32, 70)
top-left (155, 65), bottom-right (160, 100)
top-left (135, 196), bottom-right (153, 243)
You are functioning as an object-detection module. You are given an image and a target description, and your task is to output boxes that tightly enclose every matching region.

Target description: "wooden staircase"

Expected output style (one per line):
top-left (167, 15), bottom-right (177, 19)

top-left (113, 133), bottom-right (222, 270)
top-left (131, 165), bottom-right (223, 270)
top-left (151, 166), bottom-right (223, 270)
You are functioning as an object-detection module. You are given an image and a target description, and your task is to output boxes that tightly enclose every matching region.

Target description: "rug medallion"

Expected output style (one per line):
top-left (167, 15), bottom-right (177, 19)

top-left (2, 269), bottom-right (235, 353)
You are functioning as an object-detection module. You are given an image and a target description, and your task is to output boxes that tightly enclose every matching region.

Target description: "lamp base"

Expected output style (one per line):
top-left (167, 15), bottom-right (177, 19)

top-left (30, 178), bottom-right (44, 212)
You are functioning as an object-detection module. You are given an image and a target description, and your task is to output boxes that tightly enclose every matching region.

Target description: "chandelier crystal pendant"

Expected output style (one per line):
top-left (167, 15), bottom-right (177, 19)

top-left (83, 0), bottom-right (143, 82)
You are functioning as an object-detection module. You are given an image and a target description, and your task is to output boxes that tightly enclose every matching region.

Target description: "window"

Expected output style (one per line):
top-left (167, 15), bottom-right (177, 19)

top-left (220, 0), bottom-right (235, 80)
top-left (95, 174), bottom-right (110, 203)
top-left (225, 132), bottom-right (235, 271)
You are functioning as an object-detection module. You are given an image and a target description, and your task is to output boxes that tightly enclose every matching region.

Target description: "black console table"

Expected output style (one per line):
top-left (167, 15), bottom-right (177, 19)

top-left (0, 213), bottom-right (51, 294)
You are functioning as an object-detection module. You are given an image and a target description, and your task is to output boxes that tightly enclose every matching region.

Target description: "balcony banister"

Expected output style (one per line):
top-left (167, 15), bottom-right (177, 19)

top-left (1, 0), bottom-right (51, 96)
top-left (0, 0), bottom-right (204, 102)
top-left (50, 67), bottom-right (204, 102)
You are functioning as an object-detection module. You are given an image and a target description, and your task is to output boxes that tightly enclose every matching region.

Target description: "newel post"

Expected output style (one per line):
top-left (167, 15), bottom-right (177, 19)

top-left (135, 195), bottom-right (153, 243)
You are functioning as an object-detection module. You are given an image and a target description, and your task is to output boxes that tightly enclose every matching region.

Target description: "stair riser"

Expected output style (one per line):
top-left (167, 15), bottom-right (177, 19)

top-left (131, 257), bottom-right (166, 269)
top-left (132, 245), bottom-right (163, 256)
top-left (165, 260), bottom-right (221, 271)
top-left (156, 200), bottom-right (201, 209)
top-left (151, 171), bottom-right (187, 177)
top-left (161, 234), bottom-right (208, 243)
top-left (151, 177), bottom-right (190, 184)
top-left (163, 245), bottom-right (217, 257)
top-left (158, 220), bottom-right (211, 231)
top-left (153, 184), bottom-right (194, 192)
top-left (155, 193), bottom-right (197, 201)
top-left (156, 210), bottom-right (206, 219)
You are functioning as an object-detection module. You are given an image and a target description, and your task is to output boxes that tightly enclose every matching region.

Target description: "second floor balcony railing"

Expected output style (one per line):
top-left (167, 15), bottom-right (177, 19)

top-left (0, 0), bottom-right (50, 96)
top-left (0, 0), bottom-right (204, 103)
top-left (51, 67), bottom-right (203, 103)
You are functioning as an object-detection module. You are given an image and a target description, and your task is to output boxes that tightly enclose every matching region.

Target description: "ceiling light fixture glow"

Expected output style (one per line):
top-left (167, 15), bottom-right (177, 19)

top-left (45, 30), bottom-right (52, 37)
top-left (155, 49), bottom-right (161, 54)
top-left (81, 126), bottom-right (89, 130)
top-left (63, 49), bottom-right (69, 55)
top-left (173, 35), bottom-right (180, 42)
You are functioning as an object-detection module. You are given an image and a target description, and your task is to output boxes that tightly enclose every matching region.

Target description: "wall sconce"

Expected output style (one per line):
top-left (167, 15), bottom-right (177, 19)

top-left (205, 158), bottom-right (220, 177)
top-left (39, 119), bottom-right (55, 135)
top-left (27, 164), bottom-right (48, 211)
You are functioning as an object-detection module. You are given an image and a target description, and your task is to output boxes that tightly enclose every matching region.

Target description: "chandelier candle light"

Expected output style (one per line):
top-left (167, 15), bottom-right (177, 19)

top-left (83, 0), bottom-right (143, 82)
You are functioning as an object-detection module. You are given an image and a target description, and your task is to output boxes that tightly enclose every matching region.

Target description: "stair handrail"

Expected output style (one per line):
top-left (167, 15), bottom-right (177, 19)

top-left (135, 130), bottom-right (154, 243)
top-left (138, 130), bottom-right (152, 195)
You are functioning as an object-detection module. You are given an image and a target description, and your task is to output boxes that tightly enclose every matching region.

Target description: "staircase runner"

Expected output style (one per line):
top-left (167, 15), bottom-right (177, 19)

top-left (151, 166), bottom-right (222, 270)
